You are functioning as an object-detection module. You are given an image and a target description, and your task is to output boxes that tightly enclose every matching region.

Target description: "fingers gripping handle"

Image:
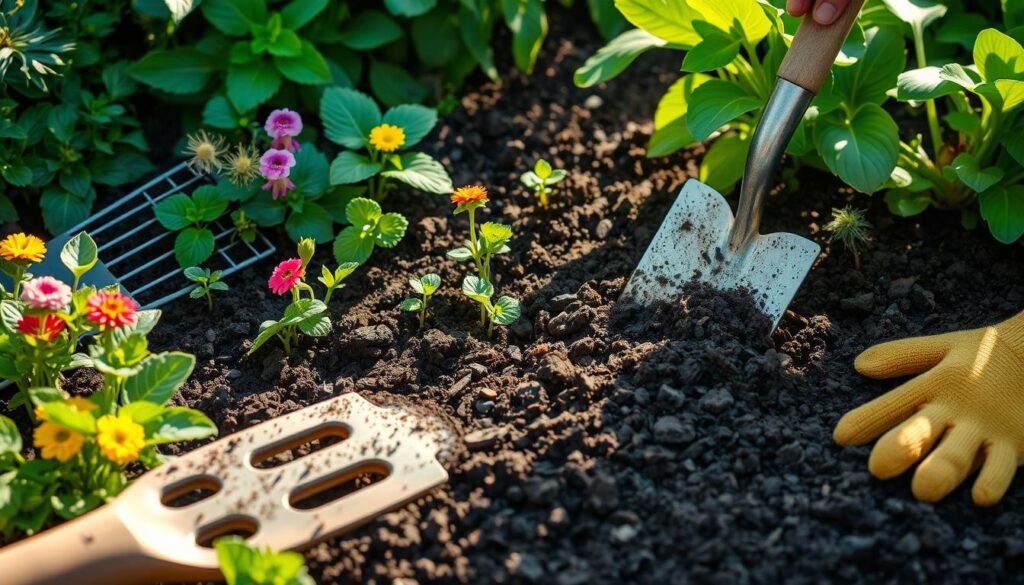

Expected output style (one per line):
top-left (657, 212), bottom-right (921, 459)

top-left (778, 0), bottom-right (867, 93)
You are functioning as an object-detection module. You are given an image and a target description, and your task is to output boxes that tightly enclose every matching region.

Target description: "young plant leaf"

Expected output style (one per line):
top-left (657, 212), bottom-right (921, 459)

top-left (320, 87), bottom-right (382, 149)
top-left (380, 153), bottom-right (453, 193)
top-left (329, 152), bottom-right (383, 185)
top-left (681, 30), bottom-right (740, 73)
top-left (685, 79), bottom-right (761, 142)
top-left (285, 202), bottom-right (333, 244)
top-left (501, 0), bottom-right (548, 74)
top-left (61, 232), bottom-right (98, 280)
top-left (950, 153), bottom-right (1004, 193)
top-left (492, 296), bottom-right (521, 326)
top-left (447, 247), bottom-right (474, 262)
top-left (614, 0), bottom-right (701, 46)
top-left (381, 104), bottom-right (438, 149)
top-left (0, 415), bottom-right (22, 456)
top-left (814, 104), bottom-right (899, 194)
top-left (375, 213), bottom-right (409, 247)
top-left (419, 273), bottom-right (441, 295)
top-left (897, 66), bottom-right (960, 101)
top-left (573, 29), bottom-right (667, 87)
top-left (461, 275), bottom-right (494, 303)
top-left (973, 28), bottom-right (1024, 82)
top-left (175, 227), bottom-right (216, 268)
top-left (980, 185), bottom-right (1024, 243)
top-left (123, 352), bottom-right (196, 405)
top-left (154, 193), bottom-right (195, 231)
top-left (227, 61), bottom-right (282, 113)
top-left (340, 10), bottom-right (404, 51)
top-left (401, 298), bottom-right (423, 311)
top-left (144, 407), bottom-right (218, 444)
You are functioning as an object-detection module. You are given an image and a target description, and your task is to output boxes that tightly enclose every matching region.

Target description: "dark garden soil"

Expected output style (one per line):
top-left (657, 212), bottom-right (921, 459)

top-left (52, 8), bottom-right (1024, 585)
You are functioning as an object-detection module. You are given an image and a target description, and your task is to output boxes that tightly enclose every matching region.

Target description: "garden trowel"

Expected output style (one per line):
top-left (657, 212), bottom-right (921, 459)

top-left (0, 393), bottom-right (454, 585)
top-left (622, 0), bottom-right (866, 331)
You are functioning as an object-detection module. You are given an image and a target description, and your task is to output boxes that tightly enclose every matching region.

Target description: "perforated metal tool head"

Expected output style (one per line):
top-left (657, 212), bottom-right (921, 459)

top-left (110, 393), bottom-right (452, 572)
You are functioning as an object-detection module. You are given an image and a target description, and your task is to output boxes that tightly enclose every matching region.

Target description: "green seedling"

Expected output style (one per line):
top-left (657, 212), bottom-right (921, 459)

top-left (184, 267), bottom-right (228, 311)
top-left (825, 206), bottom-right (872, 269)
top-left (520, 159), bottom-right (566, 207)
top-left (401, 273), bottom-right (441, 328)
top-left (461, 275), bottom-right (520, 336)
top-left (214, 536), bottom-right (314, 585)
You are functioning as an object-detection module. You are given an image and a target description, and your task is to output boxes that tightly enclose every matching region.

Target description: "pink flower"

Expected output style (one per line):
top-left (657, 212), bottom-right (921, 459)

top-left (262, 177), bottom-right (296, 200)
top-left (265, 109), bottom-right (302, 152)
top-left (268, 258), bottom-right (304, 295)
top-left (259, 149), bottom-right (295, 181)
top-left (86, 291), bottom-right (139, 329)
top-left (21, 276), bottom-right (72, 311)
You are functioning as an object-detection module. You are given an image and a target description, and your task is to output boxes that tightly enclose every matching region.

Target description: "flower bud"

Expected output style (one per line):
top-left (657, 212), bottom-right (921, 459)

top-left (298, 237), bottom-right (316, 269)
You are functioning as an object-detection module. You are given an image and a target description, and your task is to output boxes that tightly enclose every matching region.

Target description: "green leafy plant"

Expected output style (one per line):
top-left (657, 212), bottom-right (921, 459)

top-left (520, 158), bottom-right (566, 207)
top-left (184, 267), bottom-right (229, 311)
top-left (214, 536), bottom-right (314, 585)
top-left (249, 238), bottom-right (358, 355)
top-left (573, 0), bottom-right (906, 195)
top-left (825, 206), bottom-right (872, 269)
top-left (154, 185), bottom-right (230, 268)
top-left (892, 20), bottom-right (1024, 243)
top-left (461, 275), bottom-right (521, 336)
top-left (321, 87), bottom-right (452, 200)
top-left (401, 273), bottom-right (441, 328)
top-left (332, 197), bottom-right (409, 265)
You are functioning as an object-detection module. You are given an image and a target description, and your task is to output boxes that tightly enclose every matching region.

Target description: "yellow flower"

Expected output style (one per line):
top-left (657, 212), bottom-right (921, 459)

top-left (368, 124), bottom-right (405, 152)
top-left (451, 185), bottom-right (489, 205)
top-left (96, 414), bottom-right (145, 465)
top-left (34, 422), bottom-right (84, 462)
top-left (0, 233), bottom-right (46, 264)
top-left (224, 143), bottom-right (261, 186)
top-left (184, 130), bottom-right (226, 174)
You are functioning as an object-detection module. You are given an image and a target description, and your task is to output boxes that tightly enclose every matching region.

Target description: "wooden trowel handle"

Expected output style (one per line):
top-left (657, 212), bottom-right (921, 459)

top-left (0, 505), bottom-right (206, 585)
top-left (777, 0), bottom-right (867, 93)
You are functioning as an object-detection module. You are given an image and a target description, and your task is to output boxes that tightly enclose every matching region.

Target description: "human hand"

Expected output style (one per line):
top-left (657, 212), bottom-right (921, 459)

top-left (834, 311), bottom-right (1024, 505)
top-left (786, 0), bottom-right (853, 25)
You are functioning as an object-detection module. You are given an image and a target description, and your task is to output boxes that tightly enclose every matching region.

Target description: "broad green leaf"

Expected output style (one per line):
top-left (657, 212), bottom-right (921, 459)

top-left (333, 226), bottom-right (377, 264)
top-left (447, 246), bottom-right (473, 262)
top-left (882, 0), bottom-right (946, 32)
top-left (191, 185), bottom-right (229, 222)
top-left (345, 197), bottom-right (382, 227)
top-left (297, 314), bottom-right (332, 337)
top-left (241, 191), bottom-right (287, 227)
top-left (281, 0), bottom-right (328, 29)
top-left (614, 0), bottom-right (701, 46)
top-left (1004, 134), bottom-right (1024, 166)
top-left (534, 159), bottom-right (552, 179)
top-left (274, 40), bottom-right (331, 85)
top-left (183, 266), bottom-right (206, 281)
top-left (130, 49), bottom-right (216, 94)
top-left (40, 402), bottom-right (96, 435)
top-left (319, 186), bottom-right (365, 224)
top-left (897, 66), bottom-right (960, 100)
top-left (458, 4), bottom-right (498, 81)
top-left (369, 60), bottom-right (428, 106)
top-left (227, 60), bottom-right (282, 113)
top-left (980, 185), bottom-right (1024, 243)
top-left (573, 29), bottom-right (666, 87)
top-left (409, 277), bottom-right (425, 294)
top-left (285, 202), bottom-right (333, 244)
top-left (833, 26), bottom-right (905, 107)
top-left (502, 0), bottom-right (548, 74)
top-left (381, 153), bottom-right (453, 193)
top-left (480, 222), bottom-right (512, 247)
top-left (944, 111), bottom-right (981, 133)
top-left (144, 407), bottom-right (218, 444)
top-left (681, 31), bottom-right (740, 73)
top-left (461, 275), bottom-right (494, 303)
top-left (341, 10), bottom-right (403, 50)
top-left (266, 29), bottom-right (303, 58)
top-left (202, 96), bottom-right (240, 129)
top-left (815, 104), bottom-right (899, 194)
top-left (174, 228), bottom-right (215, 268)
top-left (649, 74), bottom-right (709, 157)
top-left (412, 9), bottom-right (461, 67)
top-left (492, 296), bottom-right (521, 325)
top-left (685, 79), bottom-right (761, 142)
top-left (375, 213), bottom-right (408, 247)
top-left (386, 0), bottom-right (436, 17)
top-left (950, 153), bottom-right (1004, 193)
top-left (885, 188), bottom-right (932, 216)
top-left (321, 87), bottom-right (382, 149)
top-left (153, 193), bottom-right (195, 230)
top-left (938, 63), bottom-right (982, 92)
top-left (401, 298), bottom-right (423, 311)
top-left (420, 273), bottom-right (441, 295)
top-left (61, 232), bottom-right (98, 280)
top-left (0, 415), bottom-right (21, 455)
top-left (974, 28), bottom-right (1024, 82)
top-left (648, 118), bottom-right (697, 158)
top-left (382, 105), bottom-right (438, 149)
top-left (202, 0), bottom-right (267, 36)
top-left (935, 12), bottom-right (988, 49)
top-left (291, 146), bottom-right (330, 198)
top-left (330, 152), bottom-right (383, 185)
top-left (995, 79), bottom-right (1024, 111)
top-left (589, 0), bottom-right (629, 40)
top-left (40, 189), bottom-right (92, 234)
top-left (120, 401), bottom-right (164, 425)
top-left (699, 132), bottom-right (748, 194)
top-left (689, 0), bottom-right (772, 45)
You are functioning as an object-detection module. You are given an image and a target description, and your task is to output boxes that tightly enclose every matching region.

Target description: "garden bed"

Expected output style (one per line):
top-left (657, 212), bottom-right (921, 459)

top-left (58, 11), bottom-right (1024, 584)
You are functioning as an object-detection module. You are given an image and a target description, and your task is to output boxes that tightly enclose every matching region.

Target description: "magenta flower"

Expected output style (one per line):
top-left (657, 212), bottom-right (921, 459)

top-left (263, 176), bottom-right (296, 200)
top-left (260, 149), bottom-right (297, 200)
top-left (21, 276), bottom-right (72, 311)
top-left (268, 258), bottom-right (304, 295)
top-left (265, 108), bottom-right (302, 152)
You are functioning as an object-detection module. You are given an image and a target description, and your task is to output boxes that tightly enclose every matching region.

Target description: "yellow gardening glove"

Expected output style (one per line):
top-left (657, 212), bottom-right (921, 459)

top-left (834, 310), bottom-right (1024, 506)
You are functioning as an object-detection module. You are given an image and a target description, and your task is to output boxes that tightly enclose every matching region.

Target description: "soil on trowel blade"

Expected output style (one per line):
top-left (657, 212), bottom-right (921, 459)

top-left (23, 5), bottom-right (1024, 585)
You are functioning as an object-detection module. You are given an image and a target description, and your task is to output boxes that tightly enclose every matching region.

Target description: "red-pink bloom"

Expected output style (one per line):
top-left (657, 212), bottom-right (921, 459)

top-left (259, 149), bottom-right (295, 181)
top-left (268, 258), bottom-right (304, 295)
top-left (86, 291), bottom-right (139, 329)
top-left (263, 177), bottom-right (296, 200)
top-left (266, 109), bottom-right (302, 153)
top-left (21, 276), bottom-right (72, 311)
top-left (17, 314), bottom-right (66, 342)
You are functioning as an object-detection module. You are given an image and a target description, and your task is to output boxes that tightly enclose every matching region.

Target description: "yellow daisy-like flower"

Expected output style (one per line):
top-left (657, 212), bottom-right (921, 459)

top-left (224, 143), bottom-right (261, 186)
top-left (96, 414), bottom-right (146, 465)
top-left (184, 129), bottom-right (226, 174)
top-left (368, 124), bottom-right (406, 152)
top-left (34, 422), bottom-right (85, 462)
top-left (0, 233), bottom-right (46, 264)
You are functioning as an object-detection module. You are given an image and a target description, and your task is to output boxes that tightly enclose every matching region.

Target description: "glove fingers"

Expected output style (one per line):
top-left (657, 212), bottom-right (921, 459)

top-left (868, 405), bottom-right (948, 479)
top-left (912, 423), bottom-right (983, 502)
top-left (972, 441), bottom-right (1019, 507)
top-left (834, 374), bottom-right (934, 446)
top-left (855, 332), bottom-right (959, 379)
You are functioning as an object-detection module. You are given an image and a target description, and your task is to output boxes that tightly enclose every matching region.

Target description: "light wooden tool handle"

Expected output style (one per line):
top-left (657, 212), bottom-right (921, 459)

top-left (0, 505), bottom-right (211, 585)
top-left (777, 0), bottom-right (867, 93)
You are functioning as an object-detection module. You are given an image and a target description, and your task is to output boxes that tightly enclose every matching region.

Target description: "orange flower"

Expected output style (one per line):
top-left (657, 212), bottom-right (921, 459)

top-left (451, 185), bottom-right (488, 205)
top-left (86, 291), bottom-right (139, 329)
top-left (0, 233), bottom-right (46, 264)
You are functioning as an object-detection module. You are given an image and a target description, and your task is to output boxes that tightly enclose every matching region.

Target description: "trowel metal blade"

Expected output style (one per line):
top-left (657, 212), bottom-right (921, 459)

top-left (621, 179), bottom-right (819, 331)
